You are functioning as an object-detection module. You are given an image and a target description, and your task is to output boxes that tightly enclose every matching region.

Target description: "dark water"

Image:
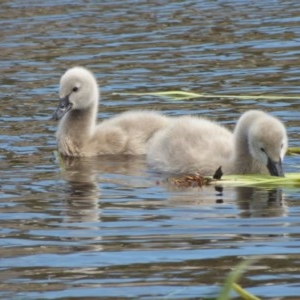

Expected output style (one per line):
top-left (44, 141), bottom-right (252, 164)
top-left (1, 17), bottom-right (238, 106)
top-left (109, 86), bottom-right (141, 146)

top-left (1, 0), bottom-right (300, 299)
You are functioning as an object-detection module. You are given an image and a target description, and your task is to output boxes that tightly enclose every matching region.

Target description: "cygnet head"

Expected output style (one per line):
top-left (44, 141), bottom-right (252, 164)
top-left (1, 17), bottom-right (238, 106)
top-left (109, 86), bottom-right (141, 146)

top-left (53, 67), bottom-right (99, 120)
top-left (247, 112), bottom-right (287, 177)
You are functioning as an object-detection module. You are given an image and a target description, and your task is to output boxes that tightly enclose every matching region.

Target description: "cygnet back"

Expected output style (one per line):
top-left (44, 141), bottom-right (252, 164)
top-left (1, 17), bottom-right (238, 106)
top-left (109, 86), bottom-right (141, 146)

top-left (147, 115), bottom-right (233, 175)
top-left (147, 110), bottom-right (287, 177)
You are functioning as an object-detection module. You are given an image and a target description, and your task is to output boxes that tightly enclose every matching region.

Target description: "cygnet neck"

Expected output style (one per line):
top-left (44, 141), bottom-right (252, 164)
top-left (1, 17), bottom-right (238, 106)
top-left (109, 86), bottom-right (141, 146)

top-left (230, 111), bottom-right (265, 174)
top-left (70, 105), bottom-right (98, 135)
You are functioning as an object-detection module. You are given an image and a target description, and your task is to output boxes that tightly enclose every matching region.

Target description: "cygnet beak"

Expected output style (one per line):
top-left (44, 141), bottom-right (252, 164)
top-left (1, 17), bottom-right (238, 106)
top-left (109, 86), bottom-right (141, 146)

top-left (267, 157), bottom-right (284, 177)
top-left (53, 96), bottom-right (73, 120)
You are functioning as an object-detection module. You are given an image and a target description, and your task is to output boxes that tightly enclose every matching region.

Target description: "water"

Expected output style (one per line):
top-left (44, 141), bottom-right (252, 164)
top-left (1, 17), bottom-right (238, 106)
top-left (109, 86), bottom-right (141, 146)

top-left (1, 0), bottom-right (300, 299)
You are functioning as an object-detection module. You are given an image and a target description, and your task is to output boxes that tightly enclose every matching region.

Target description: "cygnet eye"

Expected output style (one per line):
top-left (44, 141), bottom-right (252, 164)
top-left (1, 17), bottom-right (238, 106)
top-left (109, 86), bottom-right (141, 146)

top-left (260, 147), bottom-right (265, 153)
top-left (72, 86), bottom-right (79, 92)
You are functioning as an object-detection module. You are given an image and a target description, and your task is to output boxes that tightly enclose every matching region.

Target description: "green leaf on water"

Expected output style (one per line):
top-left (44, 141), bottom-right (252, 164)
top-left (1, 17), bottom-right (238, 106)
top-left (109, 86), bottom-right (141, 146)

top-left (287, 147), bottom-right (300, 155)
top-left (114, 90), bottom-right (300, 101)
top-left (213, 173), bottom-right (300, 188)
top-left (113, 91), bottom-right (202, 100)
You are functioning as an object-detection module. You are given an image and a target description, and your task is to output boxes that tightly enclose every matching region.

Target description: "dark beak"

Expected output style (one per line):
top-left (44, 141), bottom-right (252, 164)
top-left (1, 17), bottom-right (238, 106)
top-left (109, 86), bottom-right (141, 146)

top-left (52, 96), bottom-right (72, 120)
top-left (267, 157), bottom-right (284, 177)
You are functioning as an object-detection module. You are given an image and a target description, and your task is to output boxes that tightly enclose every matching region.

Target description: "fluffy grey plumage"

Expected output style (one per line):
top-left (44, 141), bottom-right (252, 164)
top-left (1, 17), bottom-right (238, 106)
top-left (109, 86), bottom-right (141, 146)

top-left (53, 67), bottom-right (170, 157)
top-left (147, 110), bottom-right (288, 177)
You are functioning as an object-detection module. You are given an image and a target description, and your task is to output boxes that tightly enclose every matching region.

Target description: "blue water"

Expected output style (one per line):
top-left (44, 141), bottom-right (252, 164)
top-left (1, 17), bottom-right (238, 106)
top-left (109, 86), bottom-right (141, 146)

top-left (1, 0), bottom-right (300, 299)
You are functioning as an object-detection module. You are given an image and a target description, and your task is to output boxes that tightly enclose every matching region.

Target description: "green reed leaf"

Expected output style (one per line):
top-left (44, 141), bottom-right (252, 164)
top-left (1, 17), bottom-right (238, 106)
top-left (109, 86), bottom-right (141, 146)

top-left (232, 283), bottom-right (261, 300)
top-left (114, 91), bottom-right (300, 101)
top-left (113, 91), bottom-right (201, 100)
top-left (217, 257), bottom-right (261, 300)
top-left (287, 147), bottom-right (300, 155)
top-left (213, 173), bottom-right (300, 188)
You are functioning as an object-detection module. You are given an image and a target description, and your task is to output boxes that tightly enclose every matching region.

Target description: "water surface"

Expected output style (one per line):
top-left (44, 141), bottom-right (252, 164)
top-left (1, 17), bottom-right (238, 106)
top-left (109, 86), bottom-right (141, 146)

top-left (1, 0), bottom-right (300, 299)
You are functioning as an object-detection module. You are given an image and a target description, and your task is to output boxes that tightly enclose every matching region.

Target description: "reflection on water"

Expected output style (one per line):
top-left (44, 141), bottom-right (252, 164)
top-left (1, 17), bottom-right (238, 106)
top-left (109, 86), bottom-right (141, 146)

top-left (60, 155), bottom-right (148, 224)
top-left (237, 187), bottom-right (286, 218)
top-left (163, 178), bottom-right (286, 218)
top-left (1, 0), bottom-right (300, 299)
top-left (62, 155), bottom-right (287, 220)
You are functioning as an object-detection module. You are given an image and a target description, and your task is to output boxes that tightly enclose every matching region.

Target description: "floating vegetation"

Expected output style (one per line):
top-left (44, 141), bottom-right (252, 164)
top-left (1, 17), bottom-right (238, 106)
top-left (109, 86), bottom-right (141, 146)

top-left (168, 173), bottom-right (213, 188)
top-left (168, 167), bottom-right (223, 188)
top-left (287, 147), bottom-right (300, 155)
top-left (168, 169), bottom-right (300, 189)
top-left (113, 91), bottom-right (202, 100)
top-left (114, 90), bottom-right (300, 101)
top-left (218, 173), bottom-right (300, 188)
